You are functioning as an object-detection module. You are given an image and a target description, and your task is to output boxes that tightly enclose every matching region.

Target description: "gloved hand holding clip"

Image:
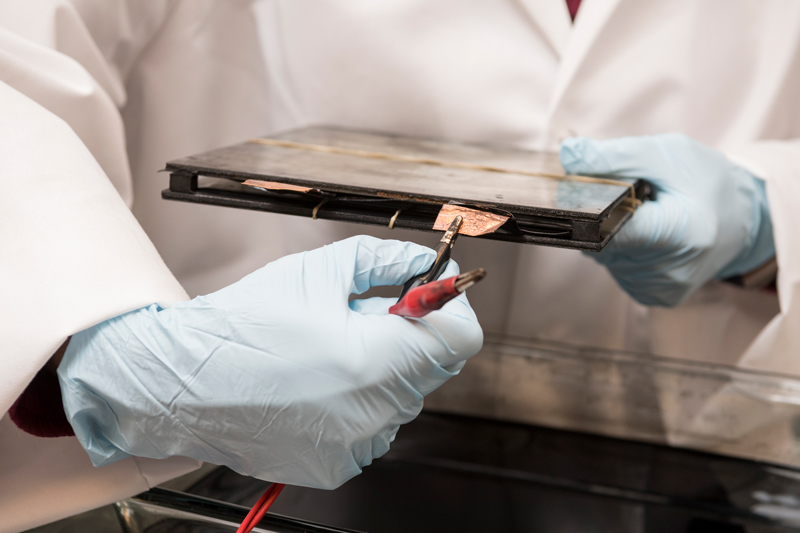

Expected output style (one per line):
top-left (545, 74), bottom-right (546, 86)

top-left (58, 236), bottom-right (483, 489)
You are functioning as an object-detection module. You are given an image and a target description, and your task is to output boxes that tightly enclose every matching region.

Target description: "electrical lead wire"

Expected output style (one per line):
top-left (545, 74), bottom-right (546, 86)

top-left (236, 483), bottom-right (286, 533)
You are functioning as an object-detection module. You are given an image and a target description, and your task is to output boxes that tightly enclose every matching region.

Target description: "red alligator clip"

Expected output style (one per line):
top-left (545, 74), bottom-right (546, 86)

top-left (389, 268), bottom-right (486, 318)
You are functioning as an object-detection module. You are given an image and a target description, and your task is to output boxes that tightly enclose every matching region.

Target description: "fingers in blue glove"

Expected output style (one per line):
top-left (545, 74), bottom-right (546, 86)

top-left (560, 134), bottom-right (774, 307)
top-left (348, 253), bottom-right (464, 315)
top-left (59, 235), bottom-right (484, 490)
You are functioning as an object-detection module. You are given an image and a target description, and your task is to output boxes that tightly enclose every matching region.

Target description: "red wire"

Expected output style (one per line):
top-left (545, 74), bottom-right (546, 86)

top-left (236, 484), bottom-right (273, 533)
top-left (236, 483), bottom-right (285, 533)
top-left (246, 484), bottom-right (285, 532)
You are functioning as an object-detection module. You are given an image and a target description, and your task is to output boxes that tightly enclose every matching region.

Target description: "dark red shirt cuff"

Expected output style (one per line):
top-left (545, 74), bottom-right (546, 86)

top-left (8, 369), bottom-right (75, 438)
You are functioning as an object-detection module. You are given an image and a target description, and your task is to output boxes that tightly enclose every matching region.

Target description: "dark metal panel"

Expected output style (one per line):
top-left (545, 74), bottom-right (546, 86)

top-left (165, 126), bottom-right (640, 221)
top-left (161, 185), bottom-right (634, 251)
top-left (162, 127), bottom-right (650, 251)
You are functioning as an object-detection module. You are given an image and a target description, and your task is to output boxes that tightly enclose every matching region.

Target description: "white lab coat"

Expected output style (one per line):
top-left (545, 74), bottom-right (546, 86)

top-left (1, 0), bottom-right (799, 530)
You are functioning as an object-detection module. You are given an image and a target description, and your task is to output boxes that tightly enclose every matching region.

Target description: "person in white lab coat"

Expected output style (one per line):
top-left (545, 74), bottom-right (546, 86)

top-left (2, 1), bottom-right (799, 531)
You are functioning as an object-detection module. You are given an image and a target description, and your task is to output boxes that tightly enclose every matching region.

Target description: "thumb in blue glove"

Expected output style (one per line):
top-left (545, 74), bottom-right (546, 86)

top-left (58, 236), bottom-right (483, 489)
top-left (560, 133), bottom-right (775, 306)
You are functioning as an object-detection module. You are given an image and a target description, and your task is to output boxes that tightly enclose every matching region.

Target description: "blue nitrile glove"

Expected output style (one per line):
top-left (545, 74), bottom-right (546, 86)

top-left (560, 134), bottom-right (775, 306)
top-left (58, 236), bottom-right (482, 489)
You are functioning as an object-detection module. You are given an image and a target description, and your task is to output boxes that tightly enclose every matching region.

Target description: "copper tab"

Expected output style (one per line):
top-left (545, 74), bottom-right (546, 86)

top-left (243, 179), bottom-right (314, 193)
top-left (433, 204), bottom-right (509, 236)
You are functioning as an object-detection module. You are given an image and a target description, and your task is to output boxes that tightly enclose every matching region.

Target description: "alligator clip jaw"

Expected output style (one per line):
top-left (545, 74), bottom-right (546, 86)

top-left (399, 216), bottom-right (463, 298)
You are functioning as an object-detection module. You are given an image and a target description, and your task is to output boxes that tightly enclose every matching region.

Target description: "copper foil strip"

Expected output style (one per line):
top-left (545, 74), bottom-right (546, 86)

top-left (243, 179), bottom-right (315, 193)
top-left (433, 204), bottom-right (509, 236)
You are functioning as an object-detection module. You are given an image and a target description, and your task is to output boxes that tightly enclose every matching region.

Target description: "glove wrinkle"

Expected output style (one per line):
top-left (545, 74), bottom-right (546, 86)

top-left (562, 135), bottom-right (775, 307)
top-left (58, 236), bottom-right (483, 489)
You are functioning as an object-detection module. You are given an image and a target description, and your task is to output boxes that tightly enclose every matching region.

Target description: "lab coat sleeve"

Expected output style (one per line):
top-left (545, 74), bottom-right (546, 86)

top-left (726, 139), bottom-right (800, 374)
top-left (0, 17), bottom-right (199, 533)
top-left (0, 0), bottom-right (174, 206)
top-left (0, 37), bottom-right (190, 440)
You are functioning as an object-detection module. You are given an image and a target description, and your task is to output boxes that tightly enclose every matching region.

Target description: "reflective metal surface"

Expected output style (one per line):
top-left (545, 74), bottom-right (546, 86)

top-left (425, 335), bottom-right (800, 468)
top-left (185, 413), bottom-right (800, 533)
top-left (114, 489), bottom-right (359, 533)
